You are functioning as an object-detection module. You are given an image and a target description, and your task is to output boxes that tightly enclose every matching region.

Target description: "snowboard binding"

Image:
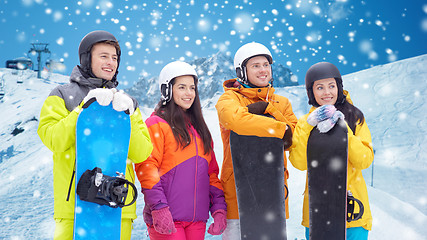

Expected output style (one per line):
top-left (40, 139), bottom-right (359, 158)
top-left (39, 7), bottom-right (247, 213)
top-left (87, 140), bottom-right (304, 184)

top-left (76, 167), bottom-right (137, 208)
top-left (347, 191), bottom-right (364, 222)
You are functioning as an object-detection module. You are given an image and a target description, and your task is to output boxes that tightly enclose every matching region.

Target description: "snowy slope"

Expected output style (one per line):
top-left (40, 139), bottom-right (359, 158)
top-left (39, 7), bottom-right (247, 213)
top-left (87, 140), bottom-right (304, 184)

top-left (1, 55), bottom-right (427, 239)
top-left (344, 57), bottom-right (427, 215)
top-left (0, 69), bottom-right (69, 239)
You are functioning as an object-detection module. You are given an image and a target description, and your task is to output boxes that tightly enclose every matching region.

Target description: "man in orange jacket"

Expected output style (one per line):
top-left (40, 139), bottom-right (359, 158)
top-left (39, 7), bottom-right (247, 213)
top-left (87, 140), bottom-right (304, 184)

top-left (215, 42), bottom-right (298, 239)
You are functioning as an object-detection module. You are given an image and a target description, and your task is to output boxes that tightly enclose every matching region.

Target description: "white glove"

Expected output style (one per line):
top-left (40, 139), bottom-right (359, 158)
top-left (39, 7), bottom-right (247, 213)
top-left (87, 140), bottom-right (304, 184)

top-left (83, 88), bottom-right (116, 107)
top-left (112, 90), bottom-right (135, 115)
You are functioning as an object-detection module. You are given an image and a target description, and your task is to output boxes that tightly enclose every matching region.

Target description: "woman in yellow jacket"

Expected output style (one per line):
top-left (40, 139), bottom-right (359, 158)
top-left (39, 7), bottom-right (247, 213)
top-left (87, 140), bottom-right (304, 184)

top-left (216, 42), bottom-right (298, 239)
top-left (289, 62), bottom-right (374, 240)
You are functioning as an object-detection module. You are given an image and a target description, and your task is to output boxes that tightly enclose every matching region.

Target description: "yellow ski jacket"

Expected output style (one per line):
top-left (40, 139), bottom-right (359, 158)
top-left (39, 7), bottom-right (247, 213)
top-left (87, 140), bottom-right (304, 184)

top-left (289, 91), bottom-right (374, 231)
top-left (37, 66), bottom-right (153, 220)
top-left (215, 78), bottom-right (298, 220)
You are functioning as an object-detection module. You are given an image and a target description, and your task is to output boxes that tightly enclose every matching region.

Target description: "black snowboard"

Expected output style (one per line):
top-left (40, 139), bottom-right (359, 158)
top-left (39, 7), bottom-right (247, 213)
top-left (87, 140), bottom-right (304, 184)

top-left (306, 119), bottom-right (348, 240)
top-left (230, 131), bottom-right (287, 240)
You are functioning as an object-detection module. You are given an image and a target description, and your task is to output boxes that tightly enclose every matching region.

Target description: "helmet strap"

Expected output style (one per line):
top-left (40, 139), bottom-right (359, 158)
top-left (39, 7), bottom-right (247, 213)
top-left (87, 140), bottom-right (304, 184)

top-left (242, 66), bottom-right (248, 84)
top-left (161, 82), bottom-right (172, 105)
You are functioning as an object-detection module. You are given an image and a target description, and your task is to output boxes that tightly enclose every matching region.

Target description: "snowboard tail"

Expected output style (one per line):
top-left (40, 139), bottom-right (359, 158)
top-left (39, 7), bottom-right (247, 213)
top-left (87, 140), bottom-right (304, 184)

top-left (230, 131), bottom-right (287, 240)
top-left (306, 119), bottom-right (348, 240)
top-left (74, 102), bottom-right (131, 239)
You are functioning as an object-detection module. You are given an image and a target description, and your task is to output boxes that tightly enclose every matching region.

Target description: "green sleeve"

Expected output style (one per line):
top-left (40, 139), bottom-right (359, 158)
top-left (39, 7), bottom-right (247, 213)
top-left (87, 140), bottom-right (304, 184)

top-left (127, 108), bottom-right (153, 164)
top-left (37, 95), bottom-right (80, 153)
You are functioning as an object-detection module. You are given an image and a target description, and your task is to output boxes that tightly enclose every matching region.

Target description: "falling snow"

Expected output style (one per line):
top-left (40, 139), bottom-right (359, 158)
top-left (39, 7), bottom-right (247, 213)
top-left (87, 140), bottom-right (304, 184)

top-left (0, 1), bottom-right (426, 239)
top-left (0, 1), bottom-right (426, 87)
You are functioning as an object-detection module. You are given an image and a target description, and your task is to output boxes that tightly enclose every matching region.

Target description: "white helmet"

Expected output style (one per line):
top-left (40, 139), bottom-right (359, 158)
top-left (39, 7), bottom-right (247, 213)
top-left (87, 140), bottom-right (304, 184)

top-left (159, 61), bottom-right (198, 104)
top-left (234, 42), bottom-right (273, 84)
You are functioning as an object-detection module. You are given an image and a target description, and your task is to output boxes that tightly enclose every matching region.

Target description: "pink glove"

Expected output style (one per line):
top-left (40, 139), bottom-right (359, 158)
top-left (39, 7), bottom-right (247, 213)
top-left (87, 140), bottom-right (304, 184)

top-left (151, 207), bottom-right (177, 235)
top-left (208, 209), bottom-right (227, 235)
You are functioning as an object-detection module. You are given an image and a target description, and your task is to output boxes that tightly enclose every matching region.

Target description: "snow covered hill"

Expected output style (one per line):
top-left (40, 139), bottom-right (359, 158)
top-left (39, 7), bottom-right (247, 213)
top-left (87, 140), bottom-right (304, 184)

top-left (0, 69), bottom-right (69, 239)
top-left (0, 55), bottom-right (426, 239)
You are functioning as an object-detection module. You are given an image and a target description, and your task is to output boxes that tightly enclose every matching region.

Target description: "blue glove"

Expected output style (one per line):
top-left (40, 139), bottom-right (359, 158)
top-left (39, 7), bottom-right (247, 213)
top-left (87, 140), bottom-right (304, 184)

top-left (316, 110), bottom-right (344, 133)
top-left (307, 105), bottom-right (336, 127)
top-left (307, 105), bottom-right (345, 133)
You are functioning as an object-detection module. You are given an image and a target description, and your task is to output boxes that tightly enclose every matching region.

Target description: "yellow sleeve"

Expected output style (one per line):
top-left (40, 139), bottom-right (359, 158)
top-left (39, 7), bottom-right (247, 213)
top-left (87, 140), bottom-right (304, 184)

top-left (37, 95), bottom-right (80, 153)
top-left (347, 121), bottom-right (374, 170)
top-left (128, 108), bottom-right (153, 164)
top-left (215, 91), bottom-right (288, 139)
top-left (288, 115), bottom-right (314, 171)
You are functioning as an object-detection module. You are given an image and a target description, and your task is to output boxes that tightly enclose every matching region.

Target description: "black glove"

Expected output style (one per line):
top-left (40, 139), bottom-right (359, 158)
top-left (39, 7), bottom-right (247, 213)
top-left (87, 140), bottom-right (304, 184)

top-left (247, 101), bottom-right (269, 115)
top-left (282, 125), bottom-right (292, 150)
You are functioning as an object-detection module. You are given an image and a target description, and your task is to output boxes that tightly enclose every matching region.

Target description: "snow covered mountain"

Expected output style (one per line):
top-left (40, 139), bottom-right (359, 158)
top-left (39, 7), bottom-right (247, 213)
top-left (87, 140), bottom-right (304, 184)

top-left (125, 51), bottom-right (297, 107)
top-left (0, 54), bottom-right (426, 239)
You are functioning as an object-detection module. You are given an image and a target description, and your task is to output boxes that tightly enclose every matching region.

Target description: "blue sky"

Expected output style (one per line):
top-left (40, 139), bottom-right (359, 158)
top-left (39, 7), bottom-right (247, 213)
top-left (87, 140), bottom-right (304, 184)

top-left (1, 0), bottom-right (427, 87)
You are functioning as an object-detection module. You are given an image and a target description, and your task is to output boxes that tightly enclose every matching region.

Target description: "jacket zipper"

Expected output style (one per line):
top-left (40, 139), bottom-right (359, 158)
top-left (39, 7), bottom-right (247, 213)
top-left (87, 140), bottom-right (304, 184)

top-left (192, 128), bottom-right (198, 222)
top-left (66, 161), bottom-right (76, 201)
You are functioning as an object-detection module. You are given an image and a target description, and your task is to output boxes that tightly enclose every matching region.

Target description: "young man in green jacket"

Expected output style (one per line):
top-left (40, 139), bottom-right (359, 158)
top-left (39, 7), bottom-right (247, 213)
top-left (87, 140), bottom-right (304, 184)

top-left (37, 30), bottom-right (153, 240)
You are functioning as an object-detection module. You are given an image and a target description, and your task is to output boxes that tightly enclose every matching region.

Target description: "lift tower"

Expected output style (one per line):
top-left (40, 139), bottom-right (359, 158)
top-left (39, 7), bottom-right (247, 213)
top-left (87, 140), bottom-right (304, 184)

top-left (28, 43), bottom-right (51, 79)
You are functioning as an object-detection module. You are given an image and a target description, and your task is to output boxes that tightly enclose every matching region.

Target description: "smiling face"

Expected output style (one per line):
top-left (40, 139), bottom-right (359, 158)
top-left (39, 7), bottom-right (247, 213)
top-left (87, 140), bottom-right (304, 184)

top-left (90, 42), bottom-right (118, 81)
top-left (312, 78), bottom-right (338, 106)
top-left (245, 55), bottom-right (272, 87)
top-left (172, 75), bottom-right (196, 111)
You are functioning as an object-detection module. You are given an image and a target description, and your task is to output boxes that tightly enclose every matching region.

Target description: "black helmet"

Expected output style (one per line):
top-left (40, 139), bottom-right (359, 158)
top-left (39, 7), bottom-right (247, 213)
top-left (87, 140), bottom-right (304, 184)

top-left (305, 62), bottom-right (345, 107)
top-left (78, 30), bottom-right (121, 83)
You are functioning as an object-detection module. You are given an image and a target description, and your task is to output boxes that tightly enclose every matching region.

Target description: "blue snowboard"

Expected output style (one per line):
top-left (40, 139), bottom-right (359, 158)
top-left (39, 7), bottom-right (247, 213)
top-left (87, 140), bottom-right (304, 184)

top-left (74, 101), bottom-right (131, 239)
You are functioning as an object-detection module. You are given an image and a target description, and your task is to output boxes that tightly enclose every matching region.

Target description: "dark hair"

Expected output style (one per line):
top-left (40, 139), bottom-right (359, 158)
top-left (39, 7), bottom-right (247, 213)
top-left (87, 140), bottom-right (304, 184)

top-left (155, 77), bottom-right (213, 154)
top-left (92, 40), bottom-right (121, 57)
top-left (333, 78), bottom-right (365, 133)
top-left (79, 40), bottom-right (122, 86)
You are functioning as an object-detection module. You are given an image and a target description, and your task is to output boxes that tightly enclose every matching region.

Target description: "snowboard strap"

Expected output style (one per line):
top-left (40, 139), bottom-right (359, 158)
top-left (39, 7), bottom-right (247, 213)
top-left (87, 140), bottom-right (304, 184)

top-left (347, 194), bottom-right (364, 222)
top-left (76, 167), bottom-right (138, 208)
top-left (284, 184), bottom-right (289, 200)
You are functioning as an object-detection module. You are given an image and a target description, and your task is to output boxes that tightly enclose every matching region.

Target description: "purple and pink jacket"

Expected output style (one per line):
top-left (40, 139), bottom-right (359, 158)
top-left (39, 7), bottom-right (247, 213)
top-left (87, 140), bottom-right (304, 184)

top-left (135, 114), bottom-right (226, 225)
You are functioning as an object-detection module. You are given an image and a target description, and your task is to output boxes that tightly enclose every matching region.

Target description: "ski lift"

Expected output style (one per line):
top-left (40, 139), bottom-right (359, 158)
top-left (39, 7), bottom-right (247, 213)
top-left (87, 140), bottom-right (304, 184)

top-left (16, 71), bottom-right (24, 84)
top-left (6, 57), bottom-right (33, 83)
top-left (5, 57), bottom-right (33, 70)
top-left (28, 43), bottom-right (51, 79)
top-left (46, 59), bottom-right (66, 72)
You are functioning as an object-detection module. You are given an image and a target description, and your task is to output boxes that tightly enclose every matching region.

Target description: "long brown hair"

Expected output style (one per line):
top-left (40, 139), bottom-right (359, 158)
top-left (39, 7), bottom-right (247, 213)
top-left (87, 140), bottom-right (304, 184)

top-left (333, 78), bottom-right (365, 134)
top-left (155, 77), bottom-right (213, 154)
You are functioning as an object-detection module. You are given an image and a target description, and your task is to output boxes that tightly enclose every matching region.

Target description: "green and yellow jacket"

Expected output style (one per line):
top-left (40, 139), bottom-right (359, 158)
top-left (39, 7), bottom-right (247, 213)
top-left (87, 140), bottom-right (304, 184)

top-left (37, 66), bottom-right (153, 220)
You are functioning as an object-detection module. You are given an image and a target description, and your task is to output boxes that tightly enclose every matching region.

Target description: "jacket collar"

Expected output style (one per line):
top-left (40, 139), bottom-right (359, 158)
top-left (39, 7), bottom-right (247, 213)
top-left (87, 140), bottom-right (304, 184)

top-left (223, 78), bottom-right (275, 101)
top-left (70, 66), bottom-right (117, 89)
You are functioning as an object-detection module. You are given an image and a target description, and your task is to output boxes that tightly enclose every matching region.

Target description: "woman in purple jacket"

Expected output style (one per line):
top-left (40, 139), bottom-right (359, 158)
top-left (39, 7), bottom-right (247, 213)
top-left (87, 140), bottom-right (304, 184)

top-left (135, 61), bottom-right (227, 239)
